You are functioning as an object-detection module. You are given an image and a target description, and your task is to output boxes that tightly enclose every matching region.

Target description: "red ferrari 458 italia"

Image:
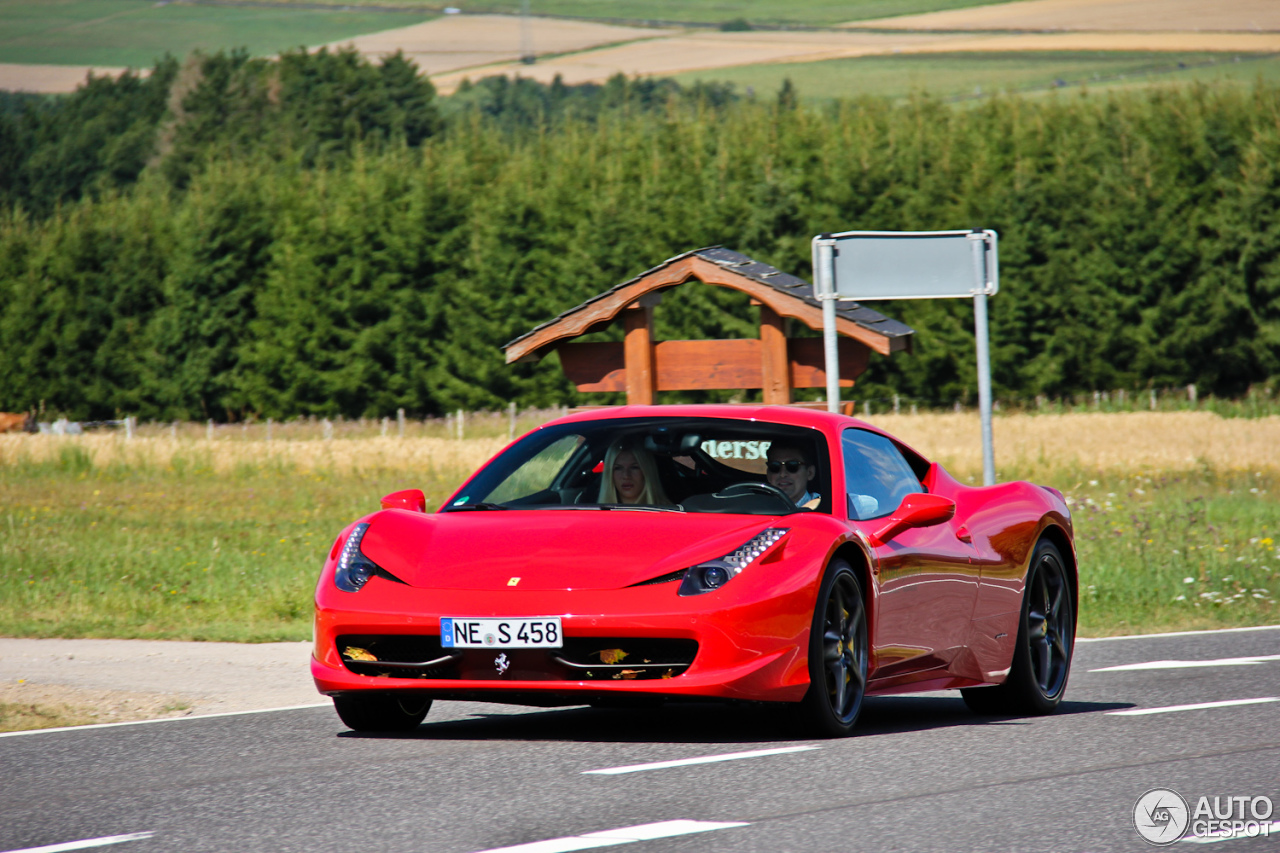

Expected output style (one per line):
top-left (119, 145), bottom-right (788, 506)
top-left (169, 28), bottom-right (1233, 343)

top-left (312, 405), bottom-right (1076, 736)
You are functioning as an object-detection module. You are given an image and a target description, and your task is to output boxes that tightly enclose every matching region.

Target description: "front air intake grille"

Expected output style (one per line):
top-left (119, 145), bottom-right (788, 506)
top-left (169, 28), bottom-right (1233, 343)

top-left (552, 637), bottom-right (698, 681)
top-left (336, 634), bottom-right (461, 679)
top-left (336, 634), bottom-right (698, 682)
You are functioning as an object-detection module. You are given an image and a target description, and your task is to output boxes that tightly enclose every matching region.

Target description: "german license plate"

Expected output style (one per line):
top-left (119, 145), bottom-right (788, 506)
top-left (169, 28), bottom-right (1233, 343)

top-left (440, 617), bottom-right (562, 648)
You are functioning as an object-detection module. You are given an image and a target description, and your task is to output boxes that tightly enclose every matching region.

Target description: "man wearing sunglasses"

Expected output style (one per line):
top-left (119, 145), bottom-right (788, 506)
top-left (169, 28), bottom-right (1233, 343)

top-left (765, 443), bottom-right (821, 509)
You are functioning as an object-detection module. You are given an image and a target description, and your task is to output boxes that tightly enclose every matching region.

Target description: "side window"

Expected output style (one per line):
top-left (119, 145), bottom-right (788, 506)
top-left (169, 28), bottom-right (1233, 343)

top-left (842, 429), bottom-right (924, 520)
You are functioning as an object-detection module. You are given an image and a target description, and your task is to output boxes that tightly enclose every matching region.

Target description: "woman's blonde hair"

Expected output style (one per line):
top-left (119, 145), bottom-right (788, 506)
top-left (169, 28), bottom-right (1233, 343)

top-left (599, 440), bottom-right (672, 505)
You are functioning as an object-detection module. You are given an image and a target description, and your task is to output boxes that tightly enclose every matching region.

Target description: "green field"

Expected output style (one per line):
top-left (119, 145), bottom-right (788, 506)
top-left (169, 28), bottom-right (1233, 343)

top-left (672, 51), bottom-right (1280, 103)
top-left (190, 0), bottom-right (1007, 27)
top-left (0, 0), bottom-right (432, 67)
top-left (1, 440), bottom-right (1275, 643)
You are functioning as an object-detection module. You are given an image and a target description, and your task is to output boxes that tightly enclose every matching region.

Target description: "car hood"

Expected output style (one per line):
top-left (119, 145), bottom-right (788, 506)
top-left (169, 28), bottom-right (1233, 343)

top-left (358, 509), bottom-right (780, 591)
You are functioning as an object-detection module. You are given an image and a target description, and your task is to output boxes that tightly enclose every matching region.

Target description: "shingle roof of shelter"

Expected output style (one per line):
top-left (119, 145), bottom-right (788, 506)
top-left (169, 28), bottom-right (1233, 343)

top-left (503, 246), bottom-right (914, 364)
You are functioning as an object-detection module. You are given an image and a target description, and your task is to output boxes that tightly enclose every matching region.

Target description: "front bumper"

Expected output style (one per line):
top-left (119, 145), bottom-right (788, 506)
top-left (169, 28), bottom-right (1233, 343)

top-left (312, 573), bottom-right (814, 704)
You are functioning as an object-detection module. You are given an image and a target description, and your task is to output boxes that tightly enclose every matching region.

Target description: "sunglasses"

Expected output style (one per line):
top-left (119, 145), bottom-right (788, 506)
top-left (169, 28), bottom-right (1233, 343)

top-left (766, 460), bottom-right (806, 474)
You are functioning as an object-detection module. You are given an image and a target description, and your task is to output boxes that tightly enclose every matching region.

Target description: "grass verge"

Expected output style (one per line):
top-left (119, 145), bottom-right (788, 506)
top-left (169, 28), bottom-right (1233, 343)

top-left (1, 413), bottom-right (1275, 641)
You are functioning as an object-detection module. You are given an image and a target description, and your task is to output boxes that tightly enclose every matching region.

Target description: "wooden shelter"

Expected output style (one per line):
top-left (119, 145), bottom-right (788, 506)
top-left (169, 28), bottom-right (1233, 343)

top-left (502, 247), bottom-right (913, 406)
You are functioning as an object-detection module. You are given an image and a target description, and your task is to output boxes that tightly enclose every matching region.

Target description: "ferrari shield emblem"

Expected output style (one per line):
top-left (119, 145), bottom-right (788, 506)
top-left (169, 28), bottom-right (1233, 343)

top-left (507, 577), bottom-right (520, 586)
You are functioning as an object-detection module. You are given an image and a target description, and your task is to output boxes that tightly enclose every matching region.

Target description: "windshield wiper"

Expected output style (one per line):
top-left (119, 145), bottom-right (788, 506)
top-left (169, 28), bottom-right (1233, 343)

top-left (443, 501), bottom-right (508, 512)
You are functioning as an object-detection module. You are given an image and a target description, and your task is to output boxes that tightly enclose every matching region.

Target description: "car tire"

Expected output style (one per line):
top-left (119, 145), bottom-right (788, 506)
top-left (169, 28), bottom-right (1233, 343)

top-left (962, 538), bottom-right (1074, 716)
top-left (333, 694), bottom-right (432, 732)
top-left (796, 559), bottom-right (868, 737)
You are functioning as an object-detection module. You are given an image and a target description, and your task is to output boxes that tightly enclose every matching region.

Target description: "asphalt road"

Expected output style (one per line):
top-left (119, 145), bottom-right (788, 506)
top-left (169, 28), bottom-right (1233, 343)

top-left (2, 626), bottom-right (1278, 853)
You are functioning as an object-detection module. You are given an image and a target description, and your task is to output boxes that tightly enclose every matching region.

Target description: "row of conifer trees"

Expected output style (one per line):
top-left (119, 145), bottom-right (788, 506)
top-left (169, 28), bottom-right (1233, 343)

top-left (1, 50), bottom-right (1278, 419)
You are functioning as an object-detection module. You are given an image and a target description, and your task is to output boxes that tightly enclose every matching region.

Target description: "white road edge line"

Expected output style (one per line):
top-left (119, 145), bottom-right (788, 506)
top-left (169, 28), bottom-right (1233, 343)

top-left (1091, 654), bottom-right (1280, 672)
top-left (584, 745), bottom-right (819, 775)
top-left (0, 703), bottom-right (329, 738)
top-left (0, 831), bottom-right (154, 853)
top-left (472, 820), bottom-right (750, 853)
top-left (1182, 819), bottom-right (1280, 844)
top-left (1078, 625), bottom-right (1280, 643)
top-left (1107, 697), bottom-right (1279, 716)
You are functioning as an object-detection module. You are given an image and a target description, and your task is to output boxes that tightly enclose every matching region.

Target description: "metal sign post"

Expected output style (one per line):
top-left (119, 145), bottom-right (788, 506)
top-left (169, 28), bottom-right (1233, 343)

top-left (812, 229), bottom-right (1000, 485)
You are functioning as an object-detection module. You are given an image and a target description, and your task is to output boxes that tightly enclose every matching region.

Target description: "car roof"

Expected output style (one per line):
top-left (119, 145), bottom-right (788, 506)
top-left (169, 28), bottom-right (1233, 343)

top-left (548, 404), bottom-right (867, 432)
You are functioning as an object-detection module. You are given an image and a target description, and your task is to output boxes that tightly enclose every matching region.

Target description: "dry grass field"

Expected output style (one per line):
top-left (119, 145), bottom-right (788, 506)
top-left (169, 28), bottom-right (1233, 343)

top-left (325, 14), bottom-right (676, 78)
top-left (0, 61), bottom-right (134, 94)
top-left (853, 0), bottom-right (1280, 32)
top-left (5, 411), bottom-right (1275, 481)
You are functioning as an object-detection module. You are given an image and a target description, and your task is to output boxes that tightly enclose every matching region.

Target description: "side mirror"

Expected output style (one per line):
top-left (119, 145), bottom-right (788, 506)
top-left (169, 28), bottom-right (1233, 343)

top-left (867, 493), bottom-right (955, 547)
top-left (380, 489), bottom-right (426, 512)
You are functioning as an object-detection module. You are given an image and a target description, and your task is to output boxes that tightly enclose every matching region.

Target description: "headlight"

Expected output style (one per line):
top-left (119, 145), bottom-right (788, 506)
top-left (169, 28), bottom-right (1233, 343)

top-left (678, 528), bottom-right (789, 596)
top-left (334, 523), bottom-right (379, 592)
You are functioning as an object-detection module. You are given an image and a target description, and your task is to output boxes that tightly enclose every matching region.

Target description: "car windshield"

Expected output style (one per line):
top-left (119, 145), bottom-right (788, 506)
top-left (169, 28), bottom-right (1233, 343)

top-left (444, 417), bottom-right (831, 516)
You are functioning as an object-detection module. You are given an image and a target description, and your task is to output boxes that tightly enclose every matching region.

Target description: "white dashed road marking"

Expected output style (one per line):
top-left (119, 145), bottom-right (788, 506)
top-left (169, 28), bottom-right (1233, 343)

top-left (472, 820), bottom-right (749, 853)
top-left (0, 832), bottom-right (154, 853)
top-left (583, 745), bottom-right (819, 775)
top-left (1106, 697), bottom-right (1279, 716)
top-left (1091, 654), bottom-right (1280, 672)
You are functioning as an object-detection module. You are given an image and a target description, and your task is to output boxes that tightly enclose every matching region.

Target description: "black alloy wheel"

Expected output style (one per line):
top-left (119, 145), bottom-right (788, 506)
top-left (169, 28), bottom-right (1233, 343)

top-left (962, 538), bottom-right (1074, 715)
top-left (333, 694), bottom-right (432, 732)
top-left (798, 560), bottom-right (869, 737)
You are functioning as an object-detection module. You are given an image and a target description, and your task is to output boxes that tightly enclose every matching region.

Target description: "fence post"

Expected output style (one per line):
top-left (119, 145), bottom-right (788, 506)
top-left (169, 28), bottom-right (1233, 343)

top-left (893, 394), bottom-right (900, 415)
top-left (323, 418), bottom-right (333, 440)
top-left (1187, 383), bottom-right (1197, 406)
top-left (1150, 389), bottom-right (1157, 411)
top-left (170, 421), bottom-right (177, 439)
top-left (381, 417), bottom-right (388, 438)
top-left (267, 417), bottom-right (273, 443)
top-left (207, 419), bottom-right (213, 441)
top-left (456, 409), bottom-right (464, 440)
top-left (125, 416), bottom-right (135, 441)
top-left (508, 401), bottom-right (517, 440)
top-left (397, 408), bottom-right (405, 438)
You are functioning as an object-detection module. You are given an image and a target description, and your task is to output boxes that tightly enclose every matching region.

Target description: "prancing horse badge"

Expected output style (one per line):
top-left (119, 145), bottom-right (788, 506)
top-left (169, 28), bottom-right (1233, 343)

top-left (494, 653), bottom-right (510, 675)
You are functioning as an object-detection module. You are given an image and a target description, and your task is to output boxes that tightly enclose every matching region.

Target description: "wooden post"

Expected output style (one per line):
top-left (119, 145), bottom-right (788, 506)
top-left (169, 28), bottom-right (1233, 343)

top-left (623, 305), bottom-right (656, 405)
top-left (758, 302), bottom-right (791, 405)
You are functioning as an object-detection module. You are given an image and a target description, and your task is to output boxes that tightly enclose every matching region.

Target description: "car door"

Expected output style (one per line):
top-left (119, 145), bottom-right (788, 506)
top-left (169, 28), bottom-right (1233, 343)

top-left (841, 428), bottom-right (979, 681)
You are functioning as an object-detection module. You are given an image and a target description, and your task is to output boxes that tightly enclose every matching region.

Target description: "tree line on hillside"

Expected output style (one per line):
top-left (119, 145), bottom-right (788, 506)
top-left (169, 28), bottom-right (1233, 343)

top-left (0, 50), bottom-right (1277, 420)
